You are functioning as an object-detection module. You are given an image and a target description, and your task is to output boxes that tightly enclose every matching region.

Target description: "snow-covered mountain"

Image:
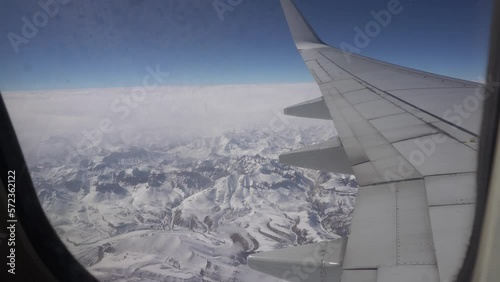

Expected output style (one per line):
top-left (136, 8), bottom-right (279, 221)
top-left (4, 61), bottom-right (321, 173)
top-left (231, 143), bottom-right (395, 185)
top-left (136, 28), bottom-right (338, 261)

top-left (29, 125), bottom-right (357, 282)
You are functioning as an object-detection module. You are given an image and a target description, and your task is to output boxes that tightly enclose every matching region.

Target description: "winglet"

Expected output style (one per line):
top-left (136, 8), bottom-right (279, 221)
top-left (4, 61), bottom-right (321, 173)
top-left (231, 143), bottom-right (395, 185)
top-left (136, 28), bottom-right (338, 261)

top-left (280, 0), bottom-right (329, 50)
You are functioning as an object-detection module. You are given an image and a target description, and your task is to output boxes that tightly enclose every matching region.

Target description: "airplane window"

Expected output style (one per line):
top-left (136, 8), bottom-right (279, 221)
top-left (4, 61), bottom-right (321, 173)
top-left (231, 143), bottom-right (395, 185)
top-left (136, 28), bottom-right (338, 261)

top-left (0, 0), bottom-right (493, 281)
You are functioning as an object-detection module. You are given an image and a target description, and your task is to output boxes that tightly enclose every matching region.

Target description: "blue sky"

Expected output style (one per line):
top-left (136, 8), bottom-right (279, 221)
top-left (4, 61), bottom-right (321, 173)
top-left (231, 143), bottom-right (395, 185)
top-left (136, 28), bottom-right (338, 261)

top-left (0, 0), bottom-right (494, 91)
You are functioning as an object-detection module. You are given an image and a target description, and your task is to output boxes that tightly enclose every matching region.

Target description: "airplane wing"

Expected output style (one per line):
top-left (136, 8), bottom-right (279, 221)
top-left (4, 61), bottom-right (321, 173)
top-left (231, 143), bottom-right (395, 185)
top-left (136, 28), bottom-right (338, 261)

top-left (248, 1), bottom-right (483, 281)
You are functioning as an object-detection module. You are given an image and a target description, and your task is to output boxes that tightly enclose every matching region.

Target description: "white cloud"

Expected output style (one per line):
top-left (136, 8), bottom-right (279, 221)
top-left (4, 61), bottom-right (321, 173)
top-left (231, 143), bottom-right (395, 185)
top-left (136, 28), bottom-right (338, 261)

top-left (3, 83), bottom-right (332, 155)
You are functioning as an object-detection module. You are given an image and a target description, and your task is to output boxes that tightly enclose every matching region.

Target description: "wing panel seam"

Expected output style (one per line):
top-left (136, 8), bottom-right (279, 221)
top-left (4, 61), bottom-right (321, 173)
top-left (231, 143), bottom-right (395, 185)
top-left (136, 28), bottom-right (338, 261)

top-left (317, 50), bottom-right (480, 138)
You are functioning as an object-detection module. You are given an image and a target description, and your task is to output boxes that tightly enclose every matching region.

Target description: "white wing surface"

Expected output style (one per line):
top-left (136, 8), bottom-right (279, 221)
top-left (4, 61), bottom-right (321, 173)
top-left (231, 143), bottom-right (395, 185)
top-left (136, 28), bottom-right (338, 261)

top-left (248, 1), bottom-right (482, 282)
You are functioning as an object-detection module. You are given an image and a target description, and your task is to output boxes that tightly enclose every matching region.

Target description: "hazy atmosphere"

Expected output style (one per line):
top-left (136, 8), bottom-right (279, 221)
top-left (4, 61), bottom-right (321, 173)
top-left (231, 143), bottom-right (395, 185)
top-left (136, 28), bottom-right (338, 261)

top-left (0, 0), bottom-right (493, 281)
top-left (4, 83), bottom-right (331, 158)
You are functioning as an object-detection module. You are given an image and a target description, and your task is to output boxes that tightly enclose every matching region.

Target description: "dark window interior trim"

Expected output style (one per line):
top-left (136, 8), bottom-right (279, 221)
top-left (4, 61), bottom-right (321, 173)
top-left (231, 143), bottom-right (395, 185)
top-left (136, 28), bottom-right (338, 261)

top-left (0, 95), bottom-right (98, 282)
top-left (457, 0), bottom-right (500, 280)
top-left (0, 1), bottom-right (498, 280)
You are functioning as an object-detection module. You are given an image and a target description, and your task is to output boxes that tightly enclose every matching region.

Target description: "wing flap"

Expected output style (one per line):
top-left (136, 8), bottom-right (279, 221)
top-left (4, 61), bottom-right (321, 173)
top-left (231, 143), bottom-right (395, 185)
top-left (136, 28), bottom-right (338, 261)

top-left (341, 270), bottom-right (377, 282)
top-left (429, 204), bottom-right (475, 282)
top-left (247, 239), bottom-right (347, 282)
top-left (376, 266), bottom-right (439, 282)
top-left (342, 183), bottom-right (398, 269)
top-left (424, 173), bottom-right (476, 206)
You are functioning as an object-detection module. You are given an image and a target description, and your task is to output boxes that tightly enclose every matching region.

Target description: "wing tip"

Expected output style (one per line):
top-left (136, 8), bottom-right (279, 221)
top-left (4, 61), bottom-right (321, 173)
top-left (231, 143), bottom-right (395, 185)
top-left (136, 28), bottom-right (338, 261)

top-left (280, 0), bottom-right (329, 50)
